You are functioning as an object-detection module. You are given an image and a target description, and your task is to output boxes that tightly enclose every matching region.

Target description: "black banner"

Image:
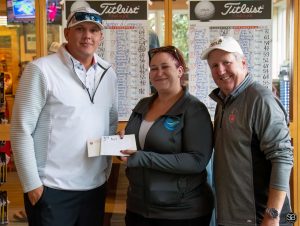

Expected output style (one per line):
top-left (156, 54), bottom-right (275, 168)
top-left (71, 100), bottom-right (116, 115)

top-left (190, 0), bottom-right (272, 21)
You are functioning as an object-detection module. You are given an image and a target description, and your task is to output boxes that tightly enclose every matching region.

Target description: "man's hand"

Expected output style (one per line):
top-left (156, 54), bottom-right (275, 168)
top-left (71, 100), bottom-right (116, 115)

top-left (260, 188), bottom-right (286, 226)
top-left (260, 216), bottom-right (279, 226)
top-left (28, 186), bottom-right (44, 206)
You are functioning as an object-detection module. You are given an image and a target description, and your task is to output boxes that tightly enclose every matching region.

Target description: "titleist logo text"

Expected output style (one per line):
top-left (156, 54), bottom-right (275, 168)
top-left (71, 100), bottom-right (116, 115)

top-left (221, 2), bottom-right (264, 15)
top-left (98, 3), bottom-right (140, 15)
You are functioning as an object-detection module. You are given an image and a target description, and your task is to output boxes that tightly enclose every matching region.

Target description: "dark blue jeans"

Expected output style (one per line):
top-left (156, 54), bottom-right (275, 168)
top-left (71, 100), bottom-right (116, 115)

top-left (24, 183), bottom-right (106, 226)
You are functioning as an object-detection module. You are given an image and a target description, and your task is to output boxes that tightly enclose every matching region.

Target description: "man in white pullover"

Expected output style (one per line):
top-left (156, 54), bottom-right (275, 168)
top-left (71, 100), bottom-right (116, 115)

top-left (10, 6), bottom-right (118, 226)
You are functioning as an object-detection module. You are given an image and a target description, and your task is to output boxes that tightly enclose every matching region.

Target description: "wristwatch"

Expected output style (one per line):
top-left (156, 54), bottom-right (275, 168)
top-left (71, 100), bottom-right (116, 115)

top-left (265, 207), bottom-right (280, 219)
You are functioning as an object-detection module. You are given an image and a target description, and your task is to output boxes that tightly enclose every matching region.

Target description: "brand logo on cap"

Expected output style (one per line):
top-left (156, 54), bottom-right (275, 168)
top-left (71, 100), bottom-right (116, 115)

top-left (210, 37), bottom-right (224, 47)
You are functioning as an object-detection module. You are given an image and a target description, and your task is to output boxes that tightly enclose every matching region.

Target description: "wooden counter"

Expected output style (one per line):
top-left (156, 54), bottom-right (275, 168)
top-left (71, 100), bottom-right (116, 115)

top-left (0, 124), bottom-right (10, 140)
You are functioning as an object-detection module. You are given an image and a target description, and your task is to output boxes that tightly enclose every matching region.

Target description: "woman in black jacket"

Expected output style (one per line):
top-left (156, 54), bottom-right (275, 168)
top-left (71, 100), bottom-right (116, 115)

top-left (119, 46), bottom-right (214, 226)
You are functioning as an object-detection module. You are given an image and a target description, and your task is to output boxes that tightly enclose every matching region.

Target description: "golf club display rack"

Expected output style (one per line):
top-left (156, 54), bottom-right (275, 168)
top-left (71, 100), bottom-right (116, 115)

top-left (0, 72), bottom-right (8, 224)
top-left (0, 151), bottom-right (8, 224)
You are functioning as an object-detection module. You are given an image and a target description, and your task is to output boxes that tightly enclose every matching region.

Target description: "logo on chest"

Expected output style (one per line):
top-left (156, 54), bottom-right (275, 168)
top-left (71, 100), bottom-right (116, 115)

top-left (228, 108), bottom-right (238, 123)
top-left (163, 116), bottom-right (180, 131)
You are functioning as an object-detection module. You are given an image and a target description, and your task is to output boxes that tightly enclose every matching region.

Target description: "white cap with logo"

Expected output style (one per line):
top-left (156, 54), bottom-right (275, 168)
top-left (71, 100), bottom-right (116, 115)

top-left (67, 6), bottom-right (104, 30)
top-left (201, 36), bottom-right (244, 60)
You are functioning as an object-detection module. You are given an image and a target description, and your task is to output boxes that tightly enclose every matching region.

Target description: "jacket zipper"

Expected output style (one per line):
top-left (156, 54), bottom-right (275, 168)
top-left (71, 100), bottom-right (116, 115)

top-left (71, 59), bottom-right (108, 104)
top-left (220, 105), bottom-right (225, 128)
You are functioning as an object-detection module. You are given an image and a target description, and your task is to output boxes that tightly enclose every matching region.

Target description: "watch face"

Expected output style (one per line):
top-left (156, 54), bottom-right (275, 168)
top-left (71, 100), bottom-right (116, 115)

top-left (266, 208), bottom-right (279, 218)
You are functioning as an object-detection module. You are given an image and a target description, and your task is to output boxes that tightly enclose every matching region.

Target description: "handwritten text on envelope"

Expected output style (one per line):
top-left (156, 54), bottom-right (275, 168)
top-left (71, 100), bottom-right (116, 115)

top-left (100, 134), bottom-right (137, 156)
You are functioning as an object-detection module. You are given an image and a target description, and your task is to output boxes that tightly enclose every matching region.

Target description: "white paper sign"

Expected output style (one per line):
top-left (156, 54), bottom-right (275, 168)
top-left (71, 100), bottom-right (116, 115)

top-left (100, 134), bottom-right (137, 156)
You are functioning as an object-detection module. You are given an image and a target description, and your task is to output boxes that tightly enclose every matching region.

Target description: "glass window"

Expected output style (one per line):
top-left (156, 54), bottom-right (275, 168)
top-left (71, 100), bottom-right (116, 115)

top-left (148, 0), bottom-right (165, 48)
top-left (172, 0), bottom-right (189, 62)
top-left (0, 0), bottom-right (36, 122)
top-left (46, 0), bottom-right (63, 55)
top-left (272, 0), bottom-right (293, 120)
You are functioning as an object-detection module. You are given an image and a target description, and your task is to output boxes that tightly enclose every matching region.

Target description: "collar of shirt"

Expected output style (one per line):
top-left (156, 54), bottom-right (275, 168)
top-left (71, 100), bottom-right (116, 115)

top-left (60, 45), bottom-right (107, 99)
top-left (66, 50), bottom-right (99, 94)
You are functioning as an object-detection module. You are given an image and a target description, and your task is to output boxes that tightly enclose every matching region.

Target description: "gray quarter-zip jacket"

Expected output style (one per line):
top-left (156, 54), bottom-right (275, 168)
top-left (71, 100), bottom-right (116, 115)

top-left (210, 75), bottom-right (293, 226)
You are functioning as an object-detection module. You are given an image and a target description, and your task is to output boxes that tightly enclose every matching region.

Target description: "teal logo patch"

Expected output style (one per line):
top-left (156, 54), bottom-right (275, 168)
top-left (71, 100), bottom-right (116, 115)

top-left (163, 117), bottom-right (180, 131)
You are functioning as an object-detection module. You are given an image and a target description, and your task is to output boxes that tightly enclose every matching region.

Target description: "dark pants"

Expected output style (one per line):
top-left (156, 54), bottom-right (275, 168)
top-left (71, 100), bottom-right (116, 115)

top-left (125, 210), bottom-right (212, 226)
top-left (24, 183), bottom-right (106, 226)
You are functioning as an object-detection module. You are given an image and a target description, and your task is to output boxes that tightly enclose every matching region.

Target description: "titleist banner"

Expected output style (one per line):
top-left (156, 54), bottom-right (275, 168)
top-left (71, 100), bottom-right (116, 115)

top-left (190, 0), bottom-right (272, 21)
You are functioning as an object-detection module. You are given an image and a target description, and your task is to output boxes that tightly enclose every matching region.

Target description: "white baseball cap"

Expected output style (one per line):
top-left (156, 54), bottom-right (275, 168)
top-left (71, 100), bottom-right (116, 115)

top-left (201, 36), bottom-right (244, 60)
top-left (67, 7), bottom-right (104, 30)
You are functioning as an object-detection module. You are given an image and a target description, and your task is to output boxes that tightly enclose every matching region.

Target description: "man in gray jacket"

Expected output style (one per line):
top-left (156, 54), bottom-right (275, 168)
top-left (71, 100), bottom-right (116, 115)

top-left (201, 36), bottom-right (294, 226)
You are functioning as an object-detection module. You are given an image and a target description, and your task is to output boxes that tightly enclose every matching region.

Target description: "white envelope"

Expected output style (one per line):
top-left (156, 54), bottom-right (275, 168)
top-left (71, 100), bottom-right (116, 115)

top-left (100, 134), bottom-right (137, 156)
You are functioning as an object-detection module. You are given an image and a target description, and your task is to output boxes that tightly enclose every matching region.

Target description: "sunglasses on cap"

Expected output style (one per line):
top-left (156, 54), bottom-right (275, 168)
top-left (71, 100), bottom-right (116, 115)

top-left (68, 12), bottom-right (103, 27)
top-left (148, 46), bottom-right (185, 68)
